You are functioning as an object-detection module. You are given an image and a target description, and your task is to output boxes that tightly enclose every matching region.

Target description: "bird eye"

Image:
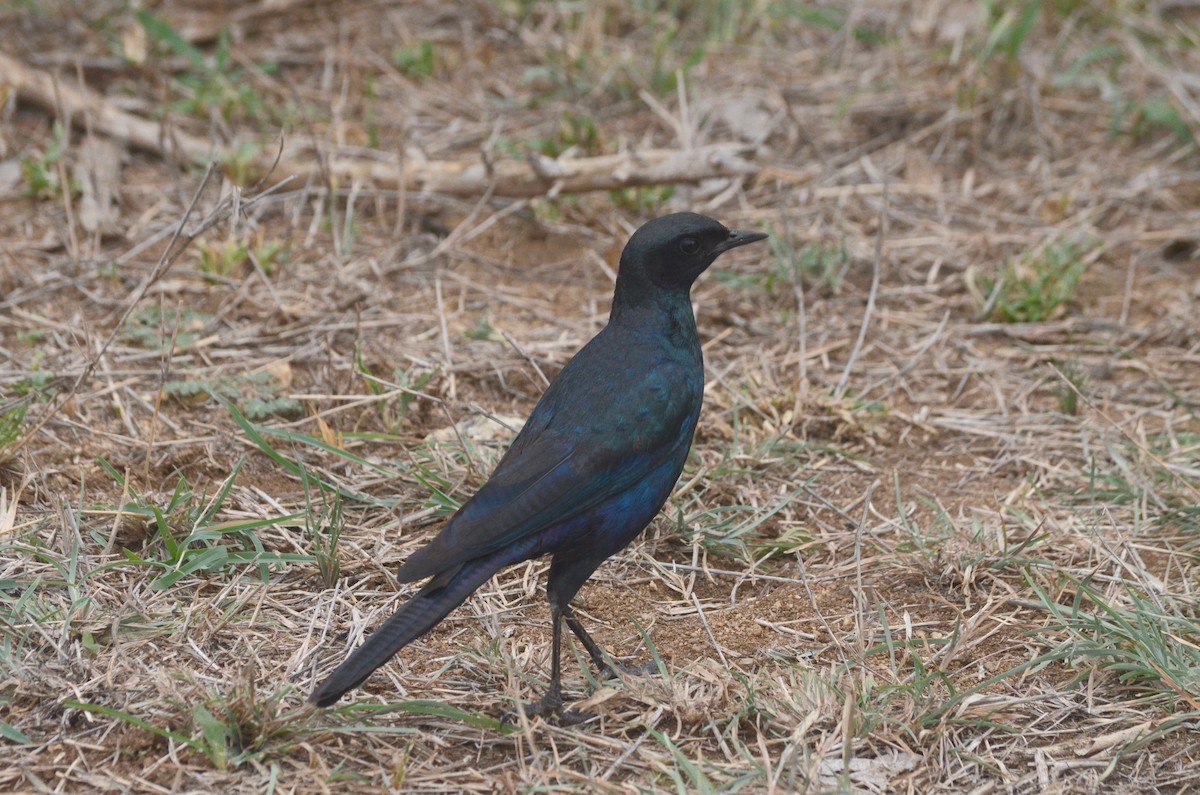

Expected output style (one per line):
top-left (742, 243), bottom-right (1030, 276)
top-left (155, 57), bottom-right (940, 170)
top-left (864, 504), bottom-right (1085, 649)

top-left (679, 237), bottom-right (699, 254)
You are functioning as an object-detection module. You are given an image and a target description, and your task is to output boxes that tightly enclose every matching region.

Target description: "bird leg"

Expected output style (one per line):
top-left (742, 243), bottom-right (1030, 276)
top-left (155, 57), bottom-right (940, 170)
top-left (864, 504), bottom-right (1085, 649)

top-left (520, 609), bottom-right (564, 718)
top-left (509, 603), bottom-right (655, 724)
top-left (562, 603), bottom-right (657, 680)
top-left (514, 604), bottom-right (589, 724)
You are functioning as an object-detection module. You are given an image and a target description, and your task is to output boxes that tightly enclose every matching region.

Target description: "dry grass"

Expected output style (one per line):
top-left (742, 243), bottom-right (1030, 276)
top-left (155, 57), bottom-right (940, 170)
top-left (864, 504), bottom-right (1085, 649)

top-left (2, 0), bottom-right (1199, 792)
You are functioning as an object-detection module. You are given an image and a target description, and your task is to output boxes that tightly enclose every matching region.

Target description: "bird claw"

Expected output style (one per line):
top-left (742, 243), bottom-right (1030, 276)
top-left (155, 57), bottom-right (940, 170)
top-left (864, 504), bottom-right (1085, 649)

top-left (550, 706), bottom-right (592, 726)
top-left (597, 658), bottom-right (658, 681)
top-left (503, 691), bottom-right (592, 726)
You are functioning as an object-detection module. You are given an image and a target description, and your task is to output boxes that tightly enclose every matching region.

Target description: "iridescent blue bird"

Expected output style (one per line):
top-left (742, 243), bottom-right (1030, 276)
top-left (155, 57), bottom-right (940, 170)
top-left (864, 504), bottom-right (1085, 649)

top-left (310, 213), bottom-right (767, 716)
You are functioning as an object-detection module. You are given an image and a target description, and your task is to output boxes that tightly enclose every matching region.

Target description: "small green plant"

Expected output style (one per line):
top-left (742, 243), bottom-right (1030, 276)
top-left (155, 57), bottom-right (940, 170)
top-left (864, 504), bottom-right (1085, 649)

top-left (224, 399), bottom-right (403, 507)
top-left (561, 112), bottom-right (600, 154)
top-left (1126, 98), bottom-right (1193, 146)
top-left (198, 237), bottom-right (250, 279)
top-left (393, 39), bottom-right (437, 78)
top-left (136, 11), bottom-right (276, 125)
top-left (960, 508), bottom-right (1053, 575)
top-left (250, 238), bottom-right (287, 275)
top-left (21, 121), bottom-right (78, 199)
top-left (164, 371), bottom-right (302, 420)
top-left (519, 47), bottom-right (600, 101)
top-left (795, 240), bottom-right (849, 293)
top-left (645, 725), bottom-right (722, 792)
top-left (977, 236), bottom-right (1096, 323)
top-left (529, 197), bottom-right (564, 223)
top-left (329, 194), bottom-right (359, 258)
top-left (852, 23), bottom-right (890, 47)
top-left (356, 349), bottom-right (436, 432)
top-left (1049, 24), bottom-right (1193, 149)
top-left (299, 458), bottom-right (345, 588)
top-left (464, 317), bottom-right (503, 343)
top-left (693, 0), bottom-right (766, 43)
top-left (12, 358), bottom-right (56, 401)
top-left (393, 367), bottom-right (436, 426)
top-left (0, 401), bottom-right (27, 464)
top-left (681, 485), bottom-right (808, 563)
top-left (409, 447), bottom-right (465, 517)
top-left (102, 458), bottom-right (307, 590)
top-left (980, 0), bottom-right (1042, 68)
top-left (124, 306), bottom-right (216, 351)
top-left (1073, 432), bottom-right (1199, 511)
top-left (644, 16), bottom-right (706, 96)
top-left (1032, 576), bottom-right (1200, 708)
top-left (775, 3), bottom-right (845, 32)
top-left (1055, 359), bottom-right (1088, 416)
top-left (890, 473), bottom-right (956, 561)
top-left (609, 185), bottom-right (675, 214)
top-left (305, 484), bottom-right (344, 588)
top-left (68, 681), bottom-right (507, 772)
top-left (69, 679), bottom-right (304, 772)
top-left (526, 112), bottom-right (602, 158)
top-left (1, 518), bottom-right (94, 682)
top-left (218, 141), bottom-right (263, 185)
top-left (714, 229), bottom-right (848, 295)
top-left (196, 235), bottom-right (285, 279)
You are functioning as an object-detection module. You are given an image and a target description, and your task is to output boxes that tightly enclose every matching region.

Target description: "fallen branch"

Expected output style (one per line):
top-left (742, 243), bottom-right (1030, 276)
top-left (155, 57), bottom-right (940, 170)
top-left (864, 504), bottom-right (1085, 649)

top-left (274, 143), bottom-right (761, 198)
top-left (0, 50), bottom-right (211, 161)
top-left (1, 50), bottom-right (761, 198)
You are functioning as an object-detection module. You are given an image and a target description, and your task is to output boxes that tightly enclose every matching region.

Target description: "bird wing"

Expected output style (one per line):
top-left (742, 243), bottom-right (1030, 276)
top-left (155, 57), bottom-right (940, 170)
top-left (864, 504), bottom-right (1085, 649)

top-left (396, 352), bottom-right (699, 583)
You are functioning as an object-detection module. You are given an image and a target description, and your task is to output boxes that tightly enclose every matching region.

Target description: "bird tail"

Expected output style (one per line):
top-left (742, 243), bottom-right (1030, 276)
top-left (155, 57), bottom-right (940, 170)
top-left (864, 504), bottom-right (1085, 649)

top-left (309, 539), bottom-right (537, 708)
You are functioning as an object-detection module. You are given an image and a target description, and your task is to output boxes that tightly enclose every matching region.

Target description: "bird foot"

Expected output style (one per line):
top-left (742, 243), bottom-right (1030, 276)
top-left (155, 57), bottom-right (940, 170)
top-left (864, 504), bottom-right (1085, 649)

top-left (504, 690), bottom-right (592, 726)
top-left (596, 658), bottom-right (658, 681)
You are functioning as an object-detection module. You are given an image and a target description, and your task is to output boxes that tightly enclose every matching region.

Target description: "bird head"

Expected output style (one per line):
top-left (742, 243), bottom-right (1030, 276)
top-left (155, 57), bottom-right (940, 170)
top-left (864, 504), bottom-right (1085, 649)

top-left (617, 212), bottom-right (768, 296)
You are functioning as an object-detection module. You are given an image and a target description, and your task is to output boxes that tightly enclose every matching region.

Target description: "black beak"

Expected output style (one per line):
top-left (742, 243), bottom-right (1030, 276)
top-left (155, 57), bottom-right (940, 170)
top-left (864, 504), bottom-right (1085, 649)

top-left (715, 228), bottom-right (769, 254)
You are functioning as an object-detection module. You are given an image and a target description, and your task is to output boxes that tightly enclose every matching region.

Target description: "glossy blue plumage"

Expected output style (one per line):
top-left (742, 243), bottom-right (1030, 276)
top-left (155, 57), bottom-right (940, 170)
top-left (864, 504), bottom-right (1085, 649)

top-left (310, 213), bottom-right (767, 710)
